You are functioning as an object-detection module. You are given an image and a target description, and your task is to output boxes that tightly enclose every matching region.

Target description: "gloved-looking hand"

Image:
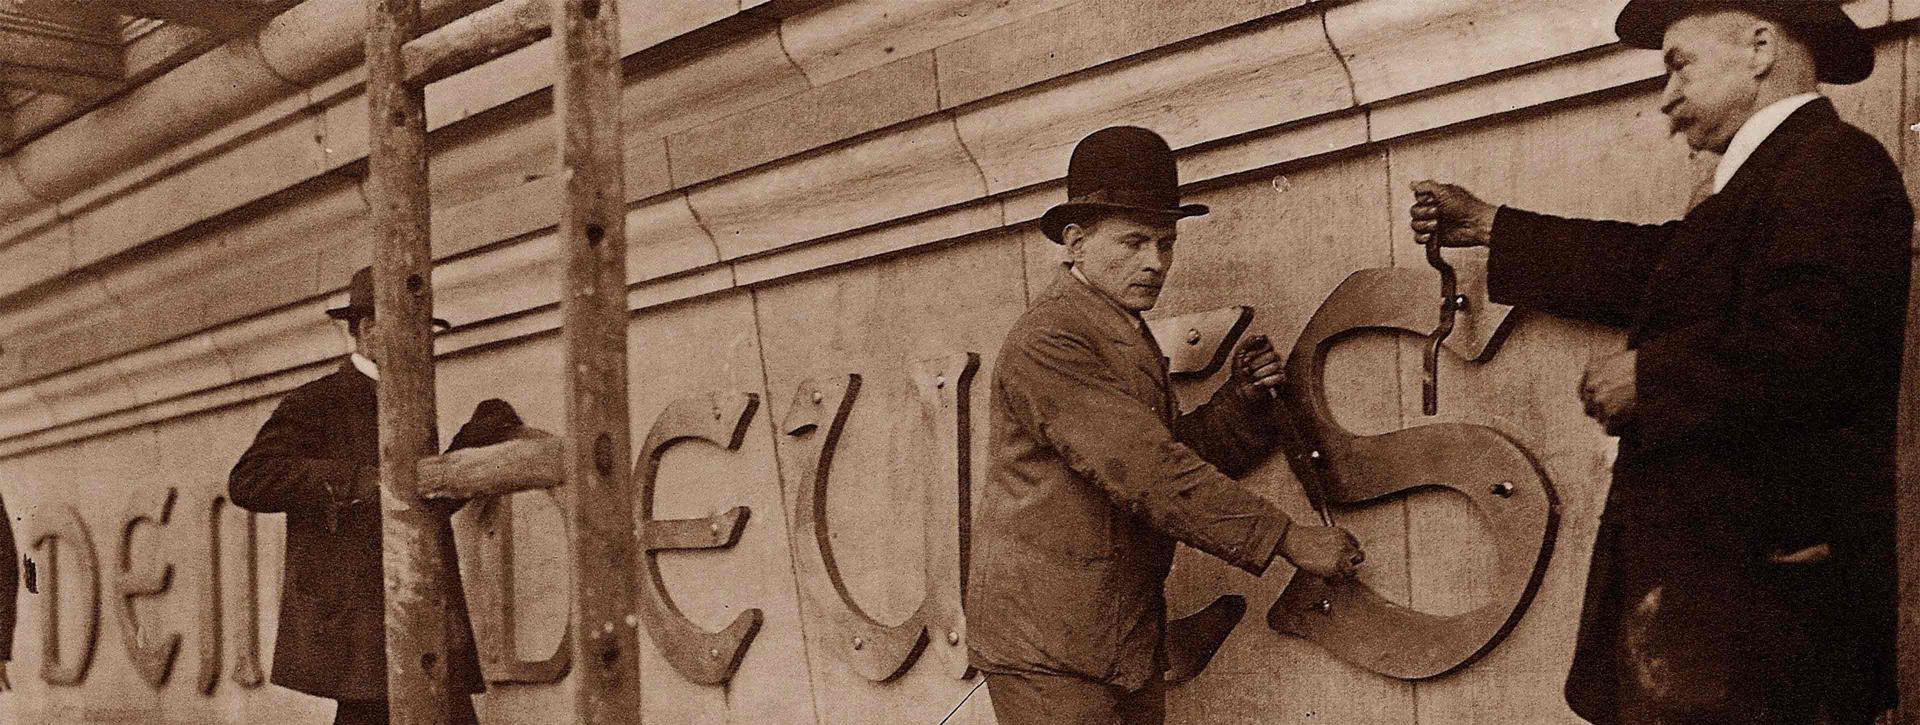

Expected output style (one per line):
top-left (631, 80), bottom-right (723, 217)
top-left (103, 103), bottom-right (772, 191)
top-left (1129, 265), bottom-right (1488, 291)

top-left (447, 398), bottom-right (525, 453)
top-left (1279, 523), bottom-right (1365, 580)
top-left (1229, 334), bottom-right (1285, 399)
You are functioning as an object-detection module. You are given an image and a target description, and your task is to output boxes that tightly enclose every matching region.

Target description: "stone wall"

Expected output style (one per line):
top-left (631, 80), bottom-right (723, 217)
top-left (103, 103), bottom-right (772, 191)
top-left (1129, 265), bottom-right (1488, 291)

top-left (0, 1), bottom-right (1913, 722)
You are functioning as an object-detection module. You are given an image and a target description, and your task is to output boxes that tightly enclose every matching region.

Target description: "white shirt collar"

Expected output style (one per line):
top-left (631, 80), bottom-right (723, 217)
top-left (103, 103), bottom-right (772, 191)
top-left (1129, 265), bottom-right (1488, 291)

top-left (1068, 263), bottom-right (1092, 288)
top-left (350, 352), bottom-right (380, 381)
top-left (1713, 93), bottom-right (1820, 194)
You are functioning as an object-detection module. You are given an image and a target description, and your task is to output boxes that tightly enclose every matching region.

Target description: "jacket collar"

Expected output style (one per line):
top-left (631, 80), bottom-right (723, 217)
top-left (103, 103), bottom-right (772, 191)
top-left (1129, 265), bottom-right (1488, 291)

top-left (1712, 96), bottom-right (1837, 202)
top-left (1045, 266), bottom-right (1157, 348)
top-left (1713, 93), bottom-right (1821, 194)
top-left (333, 357), bottom-right (378, 398)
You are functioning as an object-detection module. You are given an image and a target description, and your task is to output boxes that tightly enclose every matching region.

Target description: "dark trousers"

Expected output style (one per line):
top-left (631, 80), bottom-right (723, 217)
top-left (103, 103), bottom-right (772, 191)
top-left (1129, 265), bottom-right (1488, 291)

top-left (333, 697), bottom-right (479, 725)
top-left (332, 700), bottom-right (387, 725)
top-left (984, 671), bottom-right (1165, 725)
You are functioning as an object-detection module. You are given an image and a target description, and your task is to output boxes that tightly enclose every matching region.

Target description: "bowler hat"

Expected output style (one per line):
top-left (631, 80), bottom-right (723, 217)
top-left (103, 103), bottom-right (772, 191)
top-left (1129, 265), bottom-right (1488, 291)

top-left (1615, 0), bottom-right (1873, 84)
top-left (1039, 126), bottom-right (1208, 244)
top-left (326, 266), bottom-right (453, 330)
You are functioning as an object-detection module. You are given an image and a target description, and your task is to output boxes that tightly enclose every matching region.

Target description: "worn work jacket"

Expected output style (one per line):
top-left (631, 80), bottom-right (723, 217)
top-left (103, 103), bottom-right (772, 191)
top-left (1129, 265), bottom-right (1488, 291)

top-left (230, 360), bottom-right (484, 701)
top-left (1489, 98), bottom-right (1909, 721)
top-left (967, 270), bottom-right (1293, 691)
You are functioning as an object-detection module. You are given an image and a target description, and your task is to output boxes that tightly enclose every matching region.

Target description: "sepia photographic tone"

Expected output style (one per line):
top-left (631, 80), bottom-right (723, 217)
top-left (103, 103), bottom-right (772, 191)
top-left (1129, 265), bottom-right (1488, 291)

top-left (0, 0), bottom-right (1915, 723)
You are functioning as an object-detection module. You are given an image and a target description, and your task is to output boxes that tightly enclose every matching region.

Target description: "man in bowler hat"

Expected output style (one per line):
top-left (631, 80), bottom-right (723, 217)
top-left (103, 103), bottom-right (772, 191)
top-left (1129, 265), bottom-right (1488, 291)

top-left (967, 126), bottom-right (1366, 724)
top-left (231, 267), bottom-right (514, 724)
top-left (1412, 2), bottom-right (1908, 722)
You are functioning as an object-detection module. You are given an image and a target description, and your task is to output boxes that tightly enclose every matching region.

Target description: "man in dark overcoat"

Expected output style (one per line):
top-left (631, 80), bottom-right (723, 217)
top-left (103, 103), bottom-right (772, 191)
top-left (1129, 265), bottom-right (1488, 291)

top-left (968, 126), bottom-right (1367, 724)
top-left (231, 267), bottom-right (506, 724)
top-left (1411, 3), bottom-right (1910, 722)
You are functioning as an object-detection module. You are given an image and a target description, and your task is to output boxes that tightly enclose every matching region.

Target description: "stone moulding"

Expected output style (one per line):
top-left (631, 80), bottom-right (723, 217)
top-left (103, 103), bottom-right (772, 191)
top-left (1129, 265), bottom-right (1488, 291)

top-left (0, 0), bottom-right (1905, 458)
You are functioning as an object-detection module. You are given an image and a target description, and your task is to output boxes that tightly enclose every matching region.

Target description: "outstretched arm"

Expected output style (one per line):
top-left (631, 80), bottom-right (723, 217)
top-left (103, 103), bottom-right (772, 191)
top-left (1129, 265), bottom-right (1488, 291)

top-left (1001, 326), bottom-right (1316, 575)
top-left (1411, 180), bottom-right (1675, 329)
top-left (1488, 208), bottom-right (1676, 328)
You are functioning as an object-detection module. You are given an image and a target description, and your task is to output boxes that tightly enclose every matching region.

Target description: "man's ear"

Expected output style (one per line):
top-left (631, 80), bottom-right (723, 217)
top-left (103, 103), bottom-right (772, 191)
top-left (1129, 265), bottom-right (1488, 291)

top-left (1748, 22), bottom-right (1778, 77)
top-left (1061, 222), bottom-right (1087, 262)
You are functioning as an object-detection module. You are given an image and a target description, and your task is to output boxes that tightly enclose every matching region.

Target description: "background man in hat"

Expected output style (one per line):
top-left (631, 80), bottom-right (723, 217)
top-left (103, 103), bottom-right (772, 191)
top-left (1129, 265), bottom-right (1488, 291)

top-left (1411, 2), bottom-right (1909, 722)
top-left (230, 267), bottom-right (514, 724)
top-left (967, 126), bottom-right (1365, 724)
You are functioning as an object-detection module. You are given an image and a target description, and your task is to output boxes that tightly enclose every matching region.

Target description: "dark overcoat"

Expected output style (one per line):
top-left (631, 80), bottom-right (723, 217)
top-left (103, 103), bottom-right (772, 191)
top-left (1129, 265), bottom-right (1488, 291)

top-left (1488, 99), bottom-right (1909, 722)
top-left (967, 270), bottom-right (1294, 692)
top-left (229, 360), bottom-right (484, 701)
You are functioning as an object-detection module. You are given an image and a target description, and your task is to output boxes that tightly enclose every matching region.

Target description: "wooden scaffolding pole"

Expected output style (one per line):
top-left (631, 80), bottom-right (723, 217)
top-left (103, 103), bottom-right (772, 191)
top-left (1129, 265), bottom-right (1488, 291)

top-left (366, 0), bottom-right (467, 722)
top-left (364, 0), bottom-right (638, 719)
top-left (553, 0), bottom-right (642, 721)
top-left (402, 0), bottom-right (550, 88)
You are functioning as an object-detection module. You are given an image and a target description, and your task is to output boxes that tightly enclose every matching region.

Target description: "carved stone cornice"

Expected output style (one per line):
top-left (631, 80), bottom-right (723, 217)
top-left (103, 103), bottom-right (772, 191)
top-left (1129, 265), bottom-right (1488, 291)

top-left (0, 2), bottom-right (122, 95)
top-left (0, 3), bottom-right (120, 45)
top-left (91, 0), bottom-right (295, 36)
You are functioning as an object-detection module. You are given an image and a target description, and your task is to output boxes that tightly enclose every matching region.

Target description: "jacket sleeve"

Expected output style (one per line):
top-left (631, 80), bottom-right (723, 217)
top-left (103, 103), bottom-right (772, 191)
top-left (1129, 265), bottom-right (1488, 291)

top-left (1172, 379), bottom-right (1279, 478)
top-left (228, 387), bottom-right (372, 516)
top-left (1632, 141), bottom-right (1913, 445)
top-left (0, 494), bottom-right (15, 660)
top-left (998, 327), bottom-right (1292, 575)
top-left (1488, 206), bottom-right (1677, 329)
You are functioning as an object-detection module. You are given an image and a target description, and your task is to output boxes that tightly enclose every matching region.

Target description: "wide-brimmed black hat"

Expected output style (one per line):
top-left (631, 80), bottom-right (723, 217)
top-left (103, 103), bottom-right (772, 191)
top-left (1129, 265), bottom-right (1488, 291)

top-left (1039, 126), bottom-right (1208, 244)
top-left (326, 266), bottom-right (452, 330)
top-left (1615, 0), bottom-right (1873, 84)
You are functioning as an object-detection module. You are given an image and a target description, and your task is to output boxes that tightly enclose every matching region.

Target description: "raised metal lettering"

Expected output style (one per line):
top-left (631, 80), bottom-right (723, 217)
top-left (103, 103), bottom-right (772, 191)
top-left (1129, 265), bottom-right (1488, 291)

top-left (633, 392), bottom-right (761, 686)
top-left (782, 353), bottom-right (978, 682)
top-left (35, 505), bottom-right (100, 686)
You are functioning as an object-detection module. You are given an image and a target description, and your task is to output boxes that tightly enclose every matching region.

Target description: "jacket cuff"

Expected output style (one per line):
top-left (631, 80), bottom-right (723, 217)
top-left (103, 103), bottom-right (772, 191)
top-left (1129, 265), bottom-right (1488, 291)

top-left (1239, 509), bottom-right (1294, 577)
top-left (347, 464), bottom-right (381, 508)
top-left (1266, 517), bottom-right (1293, 572)
top-left (1223, 381), bottom-right (1282, 446)
top-left (1630, 331), bottom-right (1722, 446)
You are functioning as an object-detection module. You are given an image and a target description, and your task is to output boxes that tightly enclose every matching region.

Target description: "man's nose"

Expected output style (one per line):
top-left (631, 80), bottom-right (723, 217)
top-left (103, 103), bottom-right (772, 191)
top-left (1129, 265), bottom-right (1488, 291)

top-left (1139, 252), bottom-right (1165, 274)
top-left (1659, 76), bottom-right (1682, 116)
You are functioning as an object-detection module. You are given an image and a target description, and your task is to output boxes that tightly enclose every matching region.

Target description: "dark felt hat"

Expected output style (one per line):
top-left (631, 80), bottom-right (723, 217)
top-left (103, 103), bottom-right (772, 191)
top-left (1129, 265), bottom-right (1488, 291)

top-left (1039, 126), bottom-right (1208, 244)
top-left (1615, 0), bottom-right (1873, 84)
top-left (326, 266), bottom-right (452, 330)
